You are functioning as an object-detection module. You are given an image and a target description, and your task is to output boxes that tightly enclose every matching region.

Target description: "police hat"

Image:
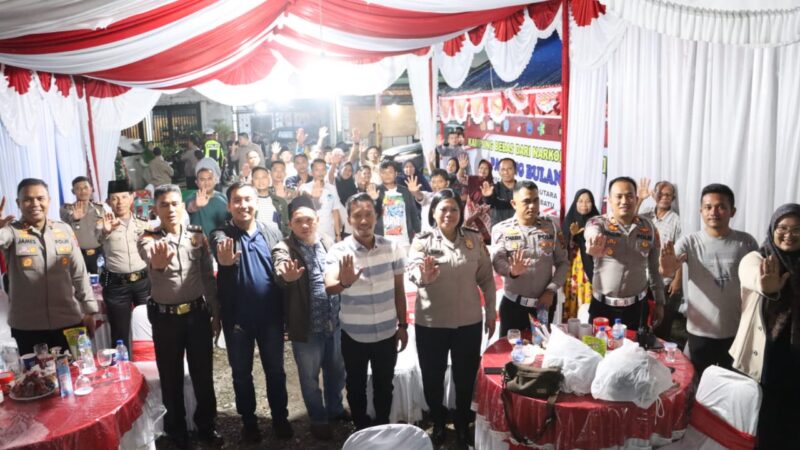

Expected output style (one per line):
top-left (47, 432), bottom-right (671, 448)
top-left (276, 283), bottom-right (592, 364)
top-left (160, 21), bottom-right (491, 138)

top-left (107, 179), bottom-right (132, 195)
top-left (288, 194), bottom-right (316, 218)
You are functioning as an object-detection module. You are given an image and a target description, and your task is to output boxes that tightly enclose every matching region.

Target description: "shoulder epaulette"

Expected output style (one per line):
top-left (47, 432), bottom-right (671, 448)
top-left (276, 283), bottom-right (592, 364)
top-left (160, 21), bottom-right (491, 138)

top-left (187, 224), bottom-right (204, 233)
top-left (415, 230), bottom-right (433, 239)
top-left (462, 226), bottom-right (480, 234)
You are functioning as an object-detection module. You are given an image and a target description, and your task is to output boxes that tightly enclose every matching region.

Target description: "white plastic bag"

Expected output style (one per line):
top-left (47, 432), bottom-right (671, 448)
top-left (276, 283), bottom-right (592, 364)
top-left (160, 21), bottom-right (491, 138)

top-left (591, 340), bottom-right (673, 409)
top-left (542, 326), bottom-right (602, 394)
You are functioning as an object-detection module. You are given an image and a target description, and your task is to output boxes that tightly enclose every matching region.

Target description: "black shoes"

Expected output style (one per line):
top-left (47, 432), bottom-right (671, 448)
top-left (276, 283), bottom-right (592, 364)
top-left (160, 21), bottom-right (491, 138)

top-left (430, 423), bottom-right (447, 445)
top-left (272, 419), bottom-right (295, 439)
top-left (196, 429), bottom-right (224, 446)
top-left (241, 423), bottom-right (263, 444)
top-left (456, 424), bottom-right (474, 448)
top-left (167, 433), bottom-right (191, 450)
top-left (310, 423), bottom-right (334, 440)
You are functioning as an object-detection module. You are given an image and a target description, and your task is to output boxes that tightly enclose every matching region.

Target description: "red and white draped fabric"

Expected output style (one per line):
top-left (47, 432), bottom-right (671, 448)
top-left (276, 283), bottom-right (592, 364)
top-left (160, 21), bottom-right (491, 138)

top-left (567, 0), bottom-right (800, 242)
top-left (439, 86), bottom-right (561, 125)
top-left (0, 0), bottom-right (553, 202)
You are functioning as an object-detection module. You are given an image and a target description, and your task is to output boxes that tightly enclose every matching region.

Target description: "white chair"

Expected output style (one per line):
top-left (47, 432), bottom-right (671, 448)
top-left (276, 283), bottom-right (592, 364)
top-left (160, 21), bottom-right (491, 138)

top-left (342, 424), bottom-right (433, 450)
top-left (130, 305), bottom-right (198, 432)
top-left (662, 365), bottom-right (762, 450)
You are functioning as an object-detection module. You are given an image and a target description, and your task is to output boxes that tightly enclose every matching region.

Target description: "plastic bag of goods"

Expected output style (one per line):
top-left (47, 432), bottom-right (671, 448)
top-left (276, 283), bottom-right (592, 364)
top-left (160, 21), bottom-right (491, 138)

top-left (590, 340), bottom-right (673, 409)
top-left (542, 326), bottom-right (602, 395)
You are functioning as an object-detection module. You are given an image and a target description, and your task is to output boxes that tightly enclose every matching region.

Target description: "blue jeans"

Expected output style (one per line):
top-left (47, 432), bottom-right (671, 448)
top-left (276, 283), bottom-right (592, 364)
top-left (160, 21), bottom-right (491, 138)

top-left (223, 321), bottom-right (288, 426)
top-left (292, 329), bottom-right (346, 424)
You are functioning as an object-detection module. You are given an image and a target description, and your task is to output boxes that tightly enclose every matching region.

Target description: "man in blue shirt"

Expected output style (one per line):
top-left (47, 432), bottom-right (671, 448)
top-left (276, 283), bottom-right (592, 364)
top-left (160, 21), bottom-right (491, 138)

top-left (186, 168), bottom-right (229, 236)
top-left (209, 182), bottom-right (290, 443)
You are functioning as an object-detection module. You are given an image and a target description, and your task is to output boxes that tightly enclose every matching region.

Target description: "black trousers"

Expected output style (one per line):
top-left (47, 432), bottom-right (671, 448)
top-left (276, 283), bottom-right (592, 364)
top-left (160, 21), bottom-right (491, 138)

top-left (11, 323), bottom-right (81, 355)
top-left (103, 277), bottom-right (150, 349)
top-left (653, 290), bottom-right (687, 347)
top-left (686, 333), bottom-right (733, 376)
top-left (758, 329), bottom-right (800, 449)
top-left (588, 298), bottom-right (646, 331)
top-left (147, 302), bottom-right (217, 436)
top-left (416, 322), bottom-right (482, 430)
top-left (340, 330), bottom-right (397, 429)
top-left (498, 297), bottom-right (556, 338)
top-left (80, 247), bottom-right (103, 274)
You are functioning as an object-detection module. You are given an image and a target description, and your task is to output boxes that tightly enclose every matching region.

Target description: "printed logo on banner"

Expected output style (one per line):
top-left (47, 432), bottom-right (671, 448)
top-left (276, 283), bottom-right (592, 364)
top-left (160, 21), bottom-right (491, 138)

top-left (502, 119), bottom-right (510, 132)
top-left (537, 122), bottom-right (546, 136)
top-left (526, 122), bottom-right (534, 135)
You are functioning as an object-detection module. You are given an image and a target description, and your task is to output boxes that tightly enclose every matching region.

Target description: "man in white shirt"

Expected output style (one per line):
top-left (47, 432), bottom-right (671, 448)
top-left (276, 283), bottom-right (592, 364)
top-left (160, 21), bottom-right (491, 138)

top-left (299, 159), bottom-right (343, 241)
top-left (367, 161), bottom-right (420, 251)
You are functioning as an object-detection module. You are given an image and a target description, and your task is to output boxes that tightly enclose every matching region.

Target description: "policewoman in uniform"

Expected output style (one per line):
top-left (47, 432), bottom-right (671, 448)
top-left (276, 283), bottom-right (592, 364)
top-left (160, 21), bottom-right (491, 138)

top-left (60, 176), bottom-right (105, 273)
top-left (584, 176), bottom-right (666, 331)
top-left (137, 184), bottom-right (222, 448)
top-left (0, 179), bottom-right (97, 354)
top-left (407, 188), bottom-right (496, 447)
top-left (491, 181), bottom-right (569, 336)
top-left (96, 180), bottom-right (151, 349)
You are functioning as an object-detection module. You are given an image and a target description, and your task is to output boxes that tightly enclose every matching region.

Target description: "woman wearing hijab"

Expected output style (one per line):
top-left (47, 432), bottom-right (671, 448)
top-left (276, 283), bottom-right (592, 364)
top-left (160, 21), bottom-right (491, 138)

top-left (561, 189), bottom-right (600, 320)
top-left (731, 203), bottom-right (800, 447)
top-left (335, 162), bottom-right (358, 204)
top-left (463, 159), bottom-right (494, 244)
top-left (397, 160), bottom-right (432, 192)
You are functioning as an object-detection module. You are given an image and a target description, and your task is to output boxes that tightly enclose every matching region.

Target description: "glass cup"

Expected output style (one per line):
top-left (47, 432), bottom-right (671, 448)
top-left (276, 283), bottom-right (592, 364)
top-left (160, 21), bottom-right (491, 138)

top-left (74, 374), bottom-right (94, 396)
top-left (664, 342), bottom-right (678, 363)
top-left (507, 329), bottom-right (521, 345)
top-left (1, 347), bottom-right (21, 376)
top-left (579, 323), bottom-right (593, 339)
top-left (567, 318), bottom-right (581, 337)
top-left (98, 349), bottom-right (116, 379)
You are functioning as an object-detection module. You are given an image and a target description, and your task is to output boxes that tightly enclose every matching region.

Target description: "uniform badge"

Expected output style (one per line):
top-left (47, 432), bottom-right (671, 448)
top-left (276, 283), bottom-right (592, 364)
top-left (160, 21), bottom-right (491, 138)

top-left (25, 247), bottom-right (37, 255)
top-left (465, 238), bottom-right (474, 249)
top-left (607, 238), bottom-right (617, 245)
top-left (606, 248), bottom-right (614, 256)
top-left (61, 257), bottom-right (69, 266)
top-left (21, 257), bottom-right (33, 268)
top-left (607, 223), bottom-right (619, 232)
top-left (639, 226), bottom-right (650, 234)
top-left (86, 249), bottom-right (95, 256)
top-left (640, 240), bottom-right (650, 249)
top-left (191, 236), bottom-right (198, 247)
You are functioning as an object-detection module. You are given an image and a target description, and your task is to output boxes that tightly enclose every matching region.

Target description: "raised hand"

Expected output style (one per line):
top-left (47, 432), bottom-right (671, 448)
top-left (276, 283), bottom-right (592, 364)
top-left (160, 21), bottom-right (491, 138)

top-left (0, 197), bottom-right (15, 228)
top-left (638, 177), bottom-right (653, 202)
top-left (436, 134), bottom-right (444, 147)
top-left (296, 128), bottom-right (307, 145)
top-left (271, 141), bottom-right (281, 160)
top-left (659, 241), bottom-right (686, 276)
top-left (366, 183), bottom-right (379, 200)
top-left (216, 238), bottom-right (241, 266)
top-left (509, 248), bottom-right (532, 277)
top-left (277, 259), bottom-right (306, 282)
top-left (318, 126), bottom-right (329, 142)
top-left (586, 233), bottom-right (608, 257)
top-left (406, 174), bottom-right (421, 194)
top-left (458, 153), bottom-right (469, 169)
top-left (419, 255), bottom-right (440, 284)
top-left (149, 240), bottom-right (175, 270)
top-left (195, 190), bottom-right (210, 208)
top-left (102, 212), bottom-right (121, 234)
top-left (760, 254), bottom-right (791, 294)
top-left (569, 221), bottom-right (583, 236)
top-left (72, 201), bottom-right (87, 220)
top-left (241, 163), bottom-right (252, 180)
top-left (351, 128), bottom-right (361, 144)
top-left (339, 254), bottom-right (363, 287)
top-left (481, 181), bottom-right (494, 197)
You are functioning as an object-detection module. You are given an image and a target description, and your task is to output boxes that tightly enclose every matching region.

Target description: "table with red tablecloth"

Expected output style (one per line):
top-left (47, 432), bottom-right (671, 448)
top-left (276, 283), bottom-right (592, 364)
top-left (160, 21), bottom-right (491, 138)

top-left (474, 339), bottom-right (696, 450)
top-left (0, 365), bottom-right (149, 450)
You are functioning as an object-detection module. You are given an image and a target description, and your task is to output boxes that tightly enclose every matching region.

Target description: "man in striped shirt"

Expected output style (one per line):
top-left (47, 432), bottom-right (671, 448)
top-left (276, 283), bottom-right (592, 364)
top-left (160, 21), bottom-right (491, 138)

top-left (325, 192), bottom-right (408, 430)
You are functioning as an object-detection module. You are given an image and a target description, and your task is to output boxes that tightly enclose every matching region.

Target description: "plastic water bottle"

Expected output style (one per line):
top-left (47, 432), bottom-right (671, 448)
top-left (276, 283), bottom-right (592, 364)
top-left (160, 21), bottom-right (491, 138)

top-left (511, 339), bottom-right (525, 363)
top-left (611, 319), bottom-right (626, 349)
top-left (96, 255), bottom-right (105, 274)
top-left (115, 340), bottom-right (131, 381)
top-left (56, 355), bottom-right (74, 397)
top-left (77, 331), bottom-right (97, 374)
top-left (536, 304), bottom-right (549, 326)
top-left (595, 326), bottom-right (609, 349)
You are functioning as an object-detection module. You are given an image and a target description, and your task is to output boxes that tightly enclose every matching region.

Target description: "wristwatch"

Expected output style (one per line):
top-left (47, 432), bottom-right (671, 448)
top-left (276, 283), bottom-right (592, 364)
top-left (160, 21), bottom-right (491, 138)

top-left (397, 323), bottom-right (408, 329)
top-left (339, 280), bottom-right (352, 289)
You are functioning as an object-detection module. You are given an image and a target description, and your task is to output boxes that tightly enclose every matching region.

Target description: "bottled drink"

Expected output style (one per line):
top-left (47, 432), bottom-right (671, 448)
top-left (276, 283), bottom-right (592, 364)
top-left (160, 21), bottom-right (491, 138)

top-left (611, 318), bottom-right (626, 349)
top-left (511, 340), bottom-right (525, 363)
top-left (595, 326), bottom-right (609, 349)
top-left (56, 355), bottom-right (74, 397)
top-left (536, 304), bottom-right (549, 326)
top-left (77, 331), bottom-right (97, 374)
top-left (96, 255), bottom-right (105, 274)
top-left (115, 340), bottom-right (131, 381)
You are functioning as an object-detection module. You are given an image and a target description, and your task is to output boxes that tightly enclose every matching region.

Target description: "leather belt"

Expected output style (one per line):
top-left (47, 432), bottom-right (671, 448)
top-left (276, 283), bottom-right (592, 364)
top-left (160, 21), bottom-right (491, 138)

top-left (504, 292), bottom-right (539, 308)
top-left (102, 269), bottom-right (147, 286)
top-left (148, 298), bottom-right (206, 315)
top-left (593, 290), bottom-right (648, 307)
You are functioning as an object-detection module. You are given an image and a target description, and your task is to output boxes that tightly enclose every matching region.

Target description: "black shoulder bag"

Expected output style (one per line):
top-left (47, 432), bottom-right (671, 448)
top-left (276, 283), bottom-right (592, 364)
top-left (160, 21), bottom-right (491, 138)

top-left (501, 361), bottom-right (563, 445)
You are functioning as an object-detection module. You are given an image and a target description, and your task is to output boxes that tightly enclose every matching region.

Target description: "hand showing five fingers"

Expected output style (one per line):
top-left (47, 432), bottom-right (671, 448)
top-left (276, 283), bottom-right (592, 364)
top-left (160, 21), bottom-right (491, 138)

top-left (277, 259), bottom-right (306, 282)
top-left (509, 249), bottom-right (532, 277)
top-left (760, 254), bottom-right (791, 295)
top-left (419, 255), bottom-right (440, 284)
top-left (339, 254), bottom-right (363, 287)
top-left (216, 238), bottom-right (241, 266)
top-left (0, 197), bottom-right (15, 228)
top-left (149, 240), bottom-right (175, 270)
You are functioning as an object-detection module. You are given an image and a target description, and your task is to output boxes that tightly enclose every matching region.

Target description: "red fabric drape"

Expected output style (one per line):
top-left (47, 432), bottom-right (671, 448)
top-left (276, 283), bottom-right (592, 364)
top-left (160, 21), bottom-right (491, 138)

top-left (689, 401), bottom-right (757, 450)
top-left (37, 71), bottom-right (51, 92)
top-left (54, 73), bottom-right (72, 97)
top-left (492, 9), bottom-right (526, 43)
top-left (3, 65), bottom-right (33, 95)
top-left (216, 46), bottom-right (278, 86)
top-left (83, 77), bottom-right (131, 98)
top-left (560, 0), bottom-right (570, 220)
top-left (572, 0), bottom-right (606, 27)
top-left (468, 25), bottom-right (487, 46)
top-left (529, 0), bottom-right (561, 31)
top-left (442, 35), bottom-right (466, 57)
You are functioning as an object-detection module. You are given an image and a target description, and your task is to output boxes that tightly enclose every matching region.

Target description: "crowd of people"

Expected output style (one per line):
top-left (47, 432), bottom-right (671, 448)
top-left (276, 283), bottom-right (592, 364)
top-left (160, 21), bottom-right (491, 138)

top-left (0, 126), bottom-right (797, 448)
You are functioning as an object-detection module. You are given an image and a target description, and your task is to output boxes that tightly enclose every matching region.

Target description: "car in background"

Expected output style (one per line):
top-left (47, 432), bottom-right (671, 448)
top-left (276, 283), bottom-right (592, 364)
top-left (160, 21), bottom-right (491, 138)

top-left (380, 142), bottom-right (424, 171)
top-left (267, 127), bottom-right (317, 147)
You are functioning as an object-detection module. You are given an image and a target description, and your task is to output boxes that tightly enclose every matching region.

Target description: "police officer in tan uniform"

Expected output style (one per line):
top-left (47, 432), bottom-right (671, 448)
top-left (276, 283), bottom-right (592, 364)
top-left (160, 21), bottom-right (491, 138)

top-left (584, 176), bottom-right (666, 331)
top-left (137, 184), bottom-right (221, 448)
top-left (0, 179), bottom-right (97, 354)
top-left (96, 180), bottom-right (151, 349)
top-left (491, 181), bottom-right (569, 336)
top-left (60, 176), bottom-right (105, 273)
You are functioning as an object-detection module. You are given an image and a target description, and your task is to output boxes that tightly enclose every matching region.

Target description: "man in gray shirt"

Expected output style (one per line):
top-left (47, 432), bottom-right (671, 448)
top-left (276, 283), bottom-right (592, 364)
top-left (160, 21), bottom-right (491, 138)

top-left (661, 184), bottom-right (757, 375)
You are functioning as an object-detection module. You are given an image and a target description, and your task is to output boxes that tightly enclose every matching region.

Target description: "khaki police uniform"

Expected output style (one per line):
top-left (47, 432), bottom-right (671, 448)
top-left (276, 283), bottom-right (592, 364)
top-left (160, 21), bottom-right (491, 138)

top-left (137, 224), bottom-right (218, 437)
top-left (583, 215), bottom-right (665, 330)
top-left (96, 216), bottom-right (151, 348)
top-left (60, 201), bottom-right (105, 273)
top-left (407, 226), bottom-right (495, 432)
top-left (0, 220), bottom-right (97, 353)
top-left (491, 216), bottom-right (569, 336)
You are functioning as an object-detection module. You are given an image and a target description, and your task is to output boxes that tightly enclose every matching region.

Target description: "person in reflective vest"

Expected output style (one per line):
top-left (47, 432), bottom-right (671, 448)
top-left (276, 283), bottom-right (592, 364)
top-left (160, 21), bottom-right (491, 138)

top-left (203, 128), bottom-right (225, 167)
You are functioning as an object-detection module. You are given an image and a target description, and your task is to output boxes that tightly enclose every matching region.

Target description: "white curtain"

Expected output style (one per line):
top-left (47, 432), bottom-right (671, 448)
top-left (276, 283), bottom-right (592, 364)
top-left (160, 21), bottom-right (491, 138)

top-left (605, 24), bottom-right (800, 239)
top-left (407, 51), bottom-right (438, 170)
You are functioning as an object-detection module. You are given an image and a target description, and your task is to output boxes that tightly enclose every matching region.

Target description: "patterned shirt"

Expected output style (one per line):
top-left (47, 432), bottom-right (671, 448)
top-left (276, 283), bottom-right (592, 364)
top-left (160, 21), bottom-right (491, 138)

top-left (326, 235), bottom-right (405, 343)
top-left (297, 239), bottom-right (340, 334)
